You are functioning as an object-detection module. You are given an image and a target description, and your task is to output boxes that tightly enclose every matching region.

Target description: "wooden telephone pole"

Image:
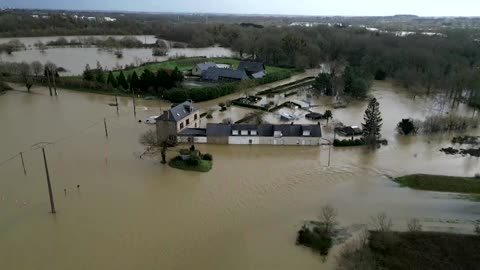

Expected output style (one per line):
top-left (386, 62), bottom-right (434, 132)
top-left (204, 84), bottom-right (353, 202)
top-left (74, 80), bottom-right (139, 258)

top-left (41, 147), bottom-right (56, 214)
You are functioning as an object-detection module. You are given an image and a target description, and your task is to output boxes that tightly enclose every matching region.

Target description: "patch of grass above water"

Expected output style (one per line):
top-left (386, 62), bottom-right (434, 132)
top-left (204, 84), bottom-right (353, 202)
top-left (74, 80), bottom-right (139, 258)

top-left (168, 159), bottom-right (212, 173)
top-left (394, 174), bottom-right (480, 194)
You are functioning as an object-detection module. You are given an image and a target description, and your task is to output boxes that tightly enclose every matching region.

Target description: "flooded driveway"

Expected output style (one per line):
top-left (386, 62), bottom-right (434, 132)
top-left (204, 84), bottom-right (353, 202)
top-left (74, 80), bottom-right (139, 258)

top-left (0, 81), bottom-right (479, 270)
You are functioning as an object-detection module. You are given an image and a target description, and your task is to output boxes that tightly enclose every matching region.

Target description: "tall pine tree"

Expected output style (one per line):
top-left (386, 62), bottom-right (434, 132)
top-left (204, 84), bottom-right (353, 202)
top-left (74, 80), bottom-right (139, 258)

top-left (362, 98), bottom-right (383, 147)
top-left (130, 71), bottom-right (140, 92)
top-left (117, 71), bottom-right (129, 90)
top-left (107, 71), bottom-right (118, 88)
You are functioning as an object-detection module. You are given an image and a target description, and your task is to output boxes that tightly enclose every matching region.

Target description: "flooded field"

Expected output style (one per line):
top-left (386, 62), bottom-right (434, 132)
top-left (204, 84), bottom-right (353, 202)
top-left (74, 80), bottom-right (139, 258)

top-left (0, 79), bottom-right (479, 270)
top-left (0, 36), bottom-right (234, 75)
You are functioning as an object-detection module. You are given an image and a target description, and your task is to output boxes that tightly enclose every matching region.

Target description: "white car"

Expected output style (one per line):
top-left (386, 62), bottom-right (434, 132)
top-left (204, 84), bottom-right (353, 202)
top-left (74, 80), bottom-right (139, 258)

top-left (144, 116), bottom-right (159, 124)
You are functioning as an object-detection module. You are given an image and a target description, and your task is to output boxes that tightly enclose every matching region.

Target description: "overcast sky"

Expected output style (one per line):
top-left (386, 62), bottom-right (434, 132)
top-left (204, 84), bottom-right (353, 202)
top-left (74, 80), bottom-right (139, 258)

top-left (1, 0), bottom-right (479, 16)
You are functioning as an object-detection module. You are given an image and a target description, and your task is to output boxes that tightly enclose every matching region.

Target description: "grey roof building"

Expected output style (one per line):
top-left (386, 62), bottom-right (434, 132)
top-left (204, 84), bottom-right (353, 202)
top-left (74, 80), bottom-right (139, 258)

top-left (205, 123), bottom-right (322, 138)
top-left (206, 123), bottom-right (232, 137)
top-left (192, 62), bottom-right (217, 76)
top-left (237, 61), bottom-right (266, 74)
top-left (202, 67), bottom-right (249, 81)
top-left (157, 101), bottom-right (199, 122)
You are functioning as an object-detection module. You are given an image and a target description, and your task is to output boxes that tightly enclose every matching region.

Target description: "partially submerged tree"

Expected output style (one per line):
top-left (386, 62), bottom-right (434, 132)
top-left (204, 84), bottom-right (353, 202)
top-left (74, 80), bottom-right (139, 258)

top-left (362, 98), bottom-right (383, 147)
top-left (323, 110), bottom-right (333, 124)
top-left (397, 118), bottom-right (417, 135)
top-left (44, 62), bottom-right (58, 96)
top-left (319, 204), bottom-right (338, 235)
top-left (18, 62), bottom-right (33, 92)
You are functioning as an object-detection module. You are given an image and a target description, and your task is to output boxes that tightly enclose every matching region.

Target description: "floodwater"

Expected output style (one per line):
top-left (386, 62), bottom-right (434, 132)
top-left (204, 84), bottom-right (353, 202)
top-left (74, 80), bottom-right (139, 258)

top-left (0, 35), bottom-right (234, 75)
top-left (0, 78), bottom-right (479, 270)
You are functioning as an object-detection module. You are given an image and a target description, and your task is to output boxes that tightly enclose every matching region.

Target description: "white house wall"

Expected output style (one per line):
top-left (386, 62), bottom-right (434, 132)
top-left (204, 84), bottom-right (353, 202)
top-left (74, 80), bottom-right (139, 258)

top-left (177, 136), bottom-right (207, 144)
top-left (228, 136), bottom-right (260, 145)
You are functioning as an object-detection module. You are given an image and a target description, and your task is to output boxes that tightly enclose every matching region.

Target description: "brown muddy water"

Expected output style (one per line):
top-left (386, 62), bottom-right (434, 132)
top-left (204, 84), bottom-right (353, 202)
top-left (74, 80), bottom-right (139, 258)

top-left (0, 79), bottom-right (479, 270)
top-left (0, 36), bottom-right (234, 76)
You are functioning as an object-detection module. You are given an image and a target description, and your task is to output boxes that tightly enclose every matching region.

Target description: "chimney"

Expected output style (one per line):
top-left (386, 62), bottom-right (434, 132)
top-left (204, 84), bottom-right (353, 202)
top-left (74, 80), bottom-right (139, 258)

top-left (163, 110), bottom-right (169, 119)
top-left (291, 122), bottom-right (294, 125)
top-left (317, 122), bottom-right (320, 126)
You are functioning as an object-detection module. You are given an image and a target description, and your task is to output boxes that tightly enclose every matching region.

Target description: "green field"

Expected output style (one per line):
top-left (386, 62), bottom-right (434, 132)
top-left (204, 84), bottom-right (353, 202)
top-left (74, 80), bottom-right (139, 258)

top-left (394, 174), bottom-right (480, 194)
top-left (111, 57), bottom-right (290, 77)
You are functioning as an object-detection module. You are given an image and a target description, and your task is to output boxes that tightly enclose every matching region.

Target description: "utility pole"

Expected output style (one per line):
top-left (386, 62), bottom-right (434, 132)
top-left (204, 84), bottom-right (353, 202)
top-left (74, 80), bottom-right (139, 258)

top-left (132, 89), bottom-right (137, 118)
top-left (104, 118), bottom-right (109, 139)
top-left (19, 152), bottom-right (27, 175)
top-left (115, 96), bottom-right (119, 114)
top-left (41, 147), bottom-right (56, 214)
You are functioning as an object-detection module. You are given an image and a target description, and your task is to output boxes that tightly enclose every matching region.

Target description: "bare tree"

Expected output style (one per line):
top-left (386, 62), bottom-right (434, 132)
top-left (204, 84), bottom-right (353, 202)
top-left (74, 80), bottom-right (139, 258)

top-left (44, 62), bottom-right (57, 96)
top-left (475, 223), bottom-right (480, 235)
top-left (319, 204), bottom-right (338, 234)
top-left (370, 212), bottom-right (392, 232)
top-left (31, 61), bottom-right (44, 78)
top-left (18, 62), bottom-right (33, 92)
top-left (139, 129), bottom-right (158, 147)
top-left (407, 218), bottom-right (422, 232)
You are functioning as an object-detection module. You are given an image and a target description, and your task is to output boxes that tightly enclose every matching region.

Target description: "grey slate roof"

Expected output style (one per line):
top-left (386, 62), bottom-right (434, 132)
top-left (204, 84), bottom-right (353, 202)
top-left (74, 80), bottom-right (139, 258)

top-left (195, 62), bottom-right (217, 72)
top-left (231, 124), bottom-right (257, 131)
top-left (157, 101), bottom-right (199, 122)
top-left (237, 61), bottom-right (265, 74)
top-left (206, 124), bottom-right (232, 137)
top-left (202, 67), bottom-right (248, 81)
top-left (258, 124), bottom-right (274, 136)
top-left (302, 125), bottom-right (322, 137)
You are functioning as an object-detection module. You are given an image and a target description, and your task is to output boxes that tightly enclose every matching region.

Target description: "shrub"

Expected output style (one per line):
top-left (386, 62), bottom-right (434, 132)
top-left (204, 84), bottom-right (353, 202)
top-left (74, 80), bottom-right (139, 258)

top-left (397, 118), bottom-right (417, 135)
top-left (202, 153), bottom-right (213, 161)
top-left (179, 149), bottom-right (191, 155)
top-left (334, 139), bottom-right (365, 147)
top-left (173, 155), bottom-right (183, 161)
top-left (296, 225), bottom-right (333, 256)
top-left (186, 153), bottom-right (200, 166)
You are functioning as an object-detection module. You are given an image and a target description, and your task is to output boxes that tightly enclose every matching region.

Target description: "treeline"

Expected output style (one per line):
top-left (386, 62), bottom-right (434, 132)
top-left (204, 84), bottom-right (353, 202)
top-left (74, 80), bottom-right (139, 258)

top-left (82, 63), bottom-right (183, 96)
top-left (45, 36), bottom-right (145, 48)
top-left (156, 24), bottom-right (480, 106)
top-left (0, 40), bottom-right (25, 54)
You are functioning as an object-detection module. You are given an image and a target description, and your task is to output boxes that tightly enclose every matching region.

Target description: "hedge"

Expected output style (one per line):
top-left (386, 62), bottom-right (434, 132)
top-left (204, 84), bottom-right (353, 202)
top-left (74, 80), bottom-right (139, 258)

top-left (163, 70), bottom-right (293, 103)
top-left (333, 139), bottom-right (365, 147)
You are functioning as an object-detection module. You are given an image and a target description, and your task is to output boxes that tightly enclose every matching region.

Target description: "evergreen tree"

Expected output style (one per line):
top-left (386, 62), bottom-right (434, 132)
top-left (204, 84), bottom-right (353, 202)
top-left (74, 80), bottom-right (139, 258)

top-left (83, 64), bottom-right (94, 81)
top-left (107, 71), bottom-right (118, 88)
top-left (130, 71), bottom-right (140, 91)
top-left (323, 110), bottom-right (333, 124)
top-left (96, 70), bottom-right (105, 84)
top-left (117, 71), bottom-right (129, 90)
top-left (313, 73), bottom-right (333, 96)
top-left (362, 98), bottom-right (383, 147)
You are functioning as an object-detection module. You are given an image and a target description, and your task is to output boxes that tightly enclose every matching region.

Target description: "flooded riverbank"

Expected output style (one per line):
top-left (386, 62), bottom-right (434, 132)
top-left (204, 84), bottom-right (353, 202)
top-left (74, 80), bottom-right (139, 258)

top-left (0, 81), bottom-right (479, 270)
top-left (0, 35), bottom-right (234, 76)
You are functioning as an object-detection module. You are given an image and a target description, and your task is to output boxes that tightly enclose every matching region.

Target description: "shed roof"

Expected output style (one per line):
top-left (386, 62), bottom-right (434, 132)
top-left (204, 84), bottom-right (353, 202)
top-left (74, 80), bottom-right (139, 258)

top-left (195, 62), bottom-right (217, 71)
top-left (206, 124), bottom-right (232, 137)
top-left (237, 61), bottom-right (265, 74)
top-left (202, 67), bottom-right (248, 81)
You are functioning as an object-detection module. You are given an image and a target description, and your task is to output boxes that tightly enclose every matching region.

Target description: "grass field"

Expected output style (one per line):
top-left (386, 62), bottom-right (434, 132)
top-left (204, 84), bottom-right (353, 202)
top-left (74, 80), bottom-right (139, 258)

top-left (169, 159), bottom-right (212, 173)
top-left (394, 174), bottom-right (480, 194)
top-left (110, 57), bottom-right (291, 77)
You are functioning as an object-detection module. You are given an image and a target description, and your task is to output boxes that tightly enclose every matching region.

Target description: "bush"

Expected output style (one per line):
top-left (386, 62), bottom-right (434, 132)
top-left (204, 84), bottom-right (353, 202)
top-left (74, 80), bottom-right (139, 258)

top-left (173, 155), bottom-right (183, 161)
top-left (334, 139), bottom-right (365, 147)
top-left (186, 153), bottom-right (200, 166)
top-left (397, 118), bottom-right (417, 135)
top-left (179, 149), bottom-right (191, 155)
top-left (202, 153), bottom-right (213, 161)
top-left (296, 225), bottom-right (333, 256)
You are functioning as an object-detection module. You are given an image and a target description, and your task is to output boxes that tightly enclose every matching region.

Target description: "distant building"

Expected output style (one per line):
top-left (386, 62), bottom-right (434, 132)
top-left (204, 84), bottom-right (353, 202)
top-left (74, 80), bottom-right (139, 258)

top-left (31, 15), bottom-right (39, 19)
top-left (201, 67), bottom-right (248, 81)
top-left (192, 62), bottom-right (217, 76)
top-left (237, 61), bottom-right (266, 78)
top-left (192, 62), bottom-right (232, 76)
top-left (156, 101), bottom-right (200, 144)
top-left (104, 17), bottom-right (117, 22)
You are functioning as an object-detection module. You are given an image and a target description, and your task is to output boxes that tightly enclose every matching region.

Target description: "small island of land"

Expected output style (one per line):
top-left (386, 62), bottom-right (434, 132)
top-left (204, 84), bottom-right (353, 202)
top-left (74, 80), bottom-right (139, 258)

top-left (168, 149), bottom-right (213, 173)
top-left (394, 174), bottom-right (480, 200)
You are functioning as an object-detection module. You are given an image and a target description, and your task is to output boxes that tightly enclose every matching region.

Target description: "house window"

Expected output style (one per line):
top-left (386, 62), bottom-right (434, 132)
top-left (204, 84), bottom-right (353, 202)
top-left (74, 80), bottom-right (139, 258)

top-left (251, 130), bottom-right (258, 136)
top-left (303, 131), bottom-right (311, 136)
top-left (186, 119), bottom-right (190, 125)
top-left (249, 139), bottom-right (252, 144)
top-left (194, 114), bottom-right (198, 120)
top-left (180, 122), bottom-right (184, 129)
top-left (241, 130), bottom-right (248, 136)
top-left (232, 130), bottom-right (239, 135)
